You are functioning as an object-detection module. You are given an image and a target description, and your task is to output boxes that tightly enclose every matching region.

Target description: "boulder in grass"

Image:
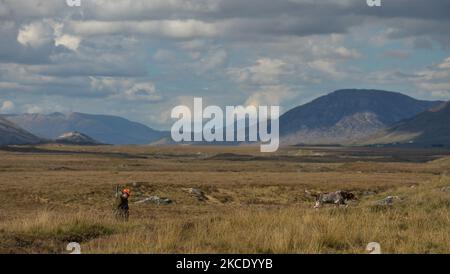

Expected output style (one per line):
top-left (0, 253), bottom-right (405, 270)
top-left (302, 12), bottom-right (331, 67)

top-left (135, 196), bottom-right (172, 205)
top-left (441, 186), bottom-right (450, 192)
top-left (375, 196), bottom-right (400, 206)
top-left (183, 188), bottom-right (208, 201)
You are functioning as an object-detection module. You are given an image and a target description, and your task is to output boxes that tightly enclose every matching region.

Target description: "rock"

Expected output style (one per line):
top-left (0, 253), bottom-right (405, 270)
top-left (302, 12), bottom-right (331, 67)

top-left (135, 196), bottom-right (172, 205)
top-left (441, 186), bottom-right (450, 192)
top-left (184, 187), bottom-right (208, 201)
top-left (375, 196), bottom-right (400, 206)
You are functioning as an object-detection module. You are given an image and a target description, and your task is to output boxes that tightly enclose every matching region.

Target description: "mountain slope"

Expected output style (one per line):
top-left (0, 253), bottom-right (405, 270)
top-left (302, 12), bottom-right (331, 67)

top-left (5, 112), bottom-right (167, 145)
top-left (280, 89), bottom-right (440, 145)
top-left (0, 117), bottom-right (41, 146)
top-left (362, 102), bottom-right (450, 146)
top-left (56, 131), bottom-right (103, 145)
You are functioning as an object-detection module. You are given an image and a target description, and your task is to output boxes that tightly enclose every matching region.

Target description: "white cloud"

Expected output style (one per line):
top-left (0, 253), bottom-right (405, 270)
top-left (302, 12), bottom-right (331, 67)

top-left (69, 20), bottom-right (217, 39)
top-left (362, 56), bottom-right (450, 100)
top-left (17, 20), bottom-right (81, 51)
top-left (414, 66), bottom-right (450, 98)
top-left (415, 57), bottom-right (450, 97)
top-left (17, 21), bottom-right (53, 48)
top-left (308, 59), bottom-right (344, 79)
top-left (54, 34), bottom-right (81, 51)
top-left (437, 57), bottom-right (450, 69)
top-left (228, 58), bottom-right (287, 85)
top-left (195, 48), bottom-right (227, 73)
top-left (334, 47), bottom-right (361, 59)
top-left (90, 77), bottom-right (162, 102)
top-left (89, 77), bottom-right (127, 93)
top-left (0, 100), bottom-right (15, 113)
top-left (245, 85), bottom-right (295, 107)
top-left (417, 82), bottom-right (450, 93)
top-left (123, 82), bottom-right (162, 102)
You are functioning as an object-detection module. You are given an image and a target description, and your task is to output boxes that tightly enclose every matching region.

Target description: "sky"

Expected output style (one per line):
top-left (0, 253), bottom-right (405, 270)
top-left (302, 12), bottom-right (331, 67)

top-left (0, 0), bottom-right (450, 130)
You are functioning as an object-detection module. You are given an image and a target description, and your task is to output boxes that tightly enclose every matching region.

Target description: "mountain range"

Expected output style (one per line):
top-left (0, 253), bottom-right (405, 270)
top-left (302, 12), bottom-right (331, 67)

top-left (3, 112), bottom-right (167, 145)
top-left (0, 89), bottom-right (448, 147)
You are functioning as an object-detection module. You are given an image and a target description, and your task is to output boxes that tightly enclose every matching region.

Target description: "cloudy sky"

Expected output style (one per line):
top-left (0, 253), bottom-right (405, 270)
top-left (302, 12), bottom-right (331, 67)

top-left (0, 0), bottom-right (450, 129)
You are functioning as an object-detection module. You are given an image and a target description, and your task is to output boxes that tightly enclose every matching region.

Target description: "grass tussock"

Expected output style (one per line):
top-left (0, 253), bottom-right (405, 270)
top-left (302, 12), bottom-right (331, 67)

top-left (0, 211), bottom-right (125, 253)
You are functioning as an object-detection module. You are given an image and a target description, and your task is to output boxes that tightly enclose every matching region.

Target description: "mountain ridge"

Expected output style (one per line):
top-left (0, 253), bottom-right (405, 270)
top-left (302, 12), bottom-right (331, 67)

top-left (279, 89), bottom-right (441, 145)
top-left (362, 101), bottom-right (450, 146)
top-left (0, 117), bottom-right (41, 146)
top-left (4, 112), bottom-right (167, 145)
top-left (56, 131), bottom-right (103, 145)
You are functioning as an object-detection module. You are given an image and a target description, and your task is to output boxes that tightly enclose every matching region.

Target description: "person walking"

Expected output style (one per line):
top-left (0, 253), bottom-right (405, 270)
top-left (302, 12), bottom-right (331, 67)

top-left (115, 186), bottom-right (131, 221)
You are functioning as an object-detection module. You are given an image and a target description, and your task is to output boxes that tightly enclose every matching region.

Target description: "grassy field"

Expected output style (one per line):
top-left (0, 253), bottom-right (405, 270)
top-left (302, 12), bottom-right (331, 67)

top-left (0, 145), bottom-right (449, 254)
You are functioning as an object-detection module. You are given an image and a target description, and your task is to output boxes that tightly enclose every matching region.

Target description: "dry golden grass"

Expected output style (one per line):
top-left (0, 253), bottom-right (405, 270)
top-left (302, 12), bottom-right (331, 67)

top-left (0, 145), bottom-right (449, 253)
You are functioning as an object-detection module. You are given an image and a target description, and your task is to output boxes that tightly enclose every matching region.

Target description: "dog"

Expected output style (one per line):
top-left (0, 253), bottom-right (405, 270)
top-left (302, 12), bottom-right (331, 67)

top-left (305, 190), bottom-right (356, 209)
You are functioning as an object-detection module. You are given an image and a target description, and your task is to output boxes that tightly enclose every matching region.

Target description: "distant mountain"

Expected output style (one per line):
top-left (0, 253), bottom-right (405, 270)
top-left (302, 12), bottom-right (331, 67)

top-left (149, 136), bottom-right (179, 146)
top-left (362, 102), bottom-right (450, 146)
top-left (280, 89), bottom-right (440, 145)
top-left (2, 90), bottom-right (443, 147)
top-left (0, 117), bottom-right (41, 146)
top-left (4, 112), bottom-right (167, 145)
top-left (56, 131), bottom-right (102, 145)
